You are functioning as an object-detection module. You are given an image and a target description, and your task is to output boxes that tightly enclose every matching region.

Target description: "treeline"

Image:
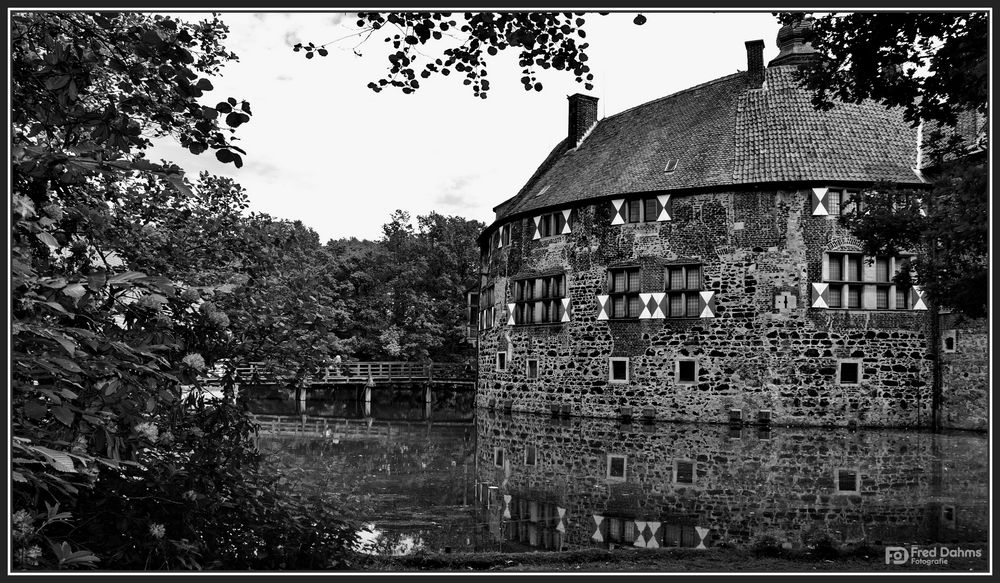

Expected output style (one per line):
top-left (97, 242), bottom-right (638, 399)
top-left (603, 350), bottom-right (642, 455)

top-left (11, 12), bottom-right (480, 570)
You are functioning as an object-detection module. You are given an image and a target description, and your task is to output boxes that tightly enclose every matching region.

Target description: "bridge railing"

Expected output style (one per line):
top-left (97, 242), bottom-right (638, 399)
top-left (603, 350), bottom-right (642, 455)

top-left (209, 361), bottom-right (475, 385)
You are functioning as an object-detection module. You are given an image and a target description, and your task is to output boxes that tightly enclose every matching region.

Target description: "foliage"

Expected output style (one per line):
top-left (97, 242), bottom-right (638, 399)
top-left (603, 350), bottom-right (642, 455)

top-left (776, 11), bottom-right (988, 128)
top-left (294, 11), bottom-right (649, 97)
top-left (10, 11), bottom-right (362, 570)
top-left (331, 210), bottom-right (484, 362)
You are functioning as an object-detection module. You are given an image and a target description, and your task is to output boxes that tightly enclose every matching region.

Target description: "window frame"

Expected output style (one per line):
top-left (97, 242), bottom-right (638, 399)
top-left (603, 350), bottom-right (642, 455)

top-left (622, 196), bottom-right (662, 223)
top-left (836, 359), bottom-right (862, 385)
top-left (536, 210), bottom-right (568, 238)
top-left (524, 445), bottom-right (537, 466)
top-left (479, 285), bottom-right (496, 329)
top-left (526, 358), bottom-right (539, 379)
top-left (608, 266), bottom-right (642, 319)
top-left (664, 264), bottom-right (704, 318)
top-left (513, 274), bottom-right (566, 325)
top-left (673, 459), bottom-right (696, 485)
top-left (823, 253), bottom-right (916, 311)
top-left (496, 351), bottom-right (507, 372)
top-left (493, 447), bottom-right (505, 468)
top-left (834, 467), bottom-right (861, 494)
top-left (606, 454), bottom-right (627, 482)
top-left (676, 358), bottom-right (699, 385)
top-left (609, 357), bottom-right (630, 384)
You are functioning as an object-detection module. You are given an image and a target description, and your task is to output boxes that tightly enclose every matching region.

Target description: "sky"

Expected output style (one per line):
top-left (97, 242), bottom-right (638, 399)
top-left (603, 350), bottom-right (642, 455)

top-left (149, 11), bottom-right (784, 242)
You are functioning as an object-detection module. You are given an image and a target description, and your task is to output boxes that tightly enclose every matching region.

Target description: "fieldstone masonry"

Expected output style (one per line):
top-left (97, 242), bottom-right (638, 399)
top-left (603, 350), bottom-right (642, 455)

top-left (477, 188), bottom-right (986, 429)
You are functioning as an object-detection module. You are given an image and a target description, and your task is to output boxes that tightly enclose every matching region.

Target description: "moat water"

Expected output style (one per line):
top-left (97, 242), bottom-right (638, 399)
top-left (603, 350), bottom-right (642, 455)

top-left (250, 391), bottom-right (988, 558)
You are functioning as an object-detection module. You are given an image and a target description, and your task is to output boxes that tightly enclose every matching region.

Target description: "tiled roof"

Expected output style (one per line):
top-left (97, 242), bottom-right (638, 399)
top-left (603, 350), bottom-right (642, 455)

top-left (496, 64), bottom-right (922, 222)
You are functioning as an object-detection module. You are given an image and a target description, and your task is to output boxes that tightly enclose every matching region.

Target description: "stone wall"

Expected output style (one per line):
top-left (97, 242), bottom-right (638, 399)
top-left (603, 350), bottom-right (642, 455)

top-left (473, 412), bottom-right (989, 551)
top-left (939, 315), bottom-right (989, 431)
top-left (477, 188), bottom-right (958, 428)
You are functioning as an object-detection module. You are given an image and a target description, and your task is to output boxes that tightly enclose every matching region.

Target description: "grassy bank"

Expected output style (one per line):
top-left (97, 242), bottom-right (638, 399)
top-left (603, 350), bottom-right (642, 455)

top-left (357, 544), bottom-right (989, 573)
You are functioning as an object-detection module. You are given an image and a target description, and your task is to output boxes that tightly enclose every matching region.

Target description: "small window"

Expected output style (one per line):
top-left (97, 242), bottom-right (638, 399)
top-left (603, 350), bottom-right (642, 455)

top-left (827, 190), bottom-right (842, 216)
top-left (674, 460), bottom-right (695, 484)
top-left (664, 264), bottom-right (703, 317)
top-left (677, 359), bottom-right (698, 384)
top-left (664, 158), bottom-right (678, 173)
top-left (835, 468), bottom-right (860, 493)
top-left (838, 361), bottom-right (860, 385)
top-left (941, 504), bottom-right (956, 526)
top-left (607, 454), bottom-right (627, 480)
top-left (943, 331), bottom-right (957, 353)
top-left (627, 199), bottom-right (642, 223)
top-left (609, 267), bottom-right (641, 319)
top-left (609, 357), bottom-right (630, 383)
top-left (496, 352), bottom-right (507, 372)
top-left (536, 210), bottom-right (567, 238)
top-left (524, 445), bottom-right (537, 466)
top-left (526, 358), bottom-right (539, 378)
top-left (493, 447), bottom-right (505, 467)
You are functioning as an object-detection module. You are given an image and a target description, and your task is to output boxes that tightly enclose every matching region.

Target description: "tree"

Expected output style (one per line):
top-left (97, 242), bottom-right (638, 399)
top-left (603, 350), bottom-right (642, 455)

top-left (294, 11), bottom-right (649, 97)
top-left (775, 11), bottom-right (988, 128)
top-left (12, 12), bottom-right (359, 569)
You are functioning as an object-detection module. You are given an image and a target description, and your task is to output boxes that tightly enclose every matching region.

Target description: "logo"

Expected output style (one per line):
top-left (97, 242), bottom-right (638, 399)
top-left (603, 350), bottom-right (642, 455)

top-left (885, 547), bottom-right (910, 565)
top-left (885, 545), bottom-right (983, 566)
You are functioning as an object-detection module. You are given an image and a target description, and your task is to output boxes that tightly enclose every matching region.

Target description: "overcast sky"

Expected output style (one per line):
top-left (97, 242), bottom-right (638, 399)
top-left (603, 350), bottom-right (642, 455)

top-left (149, 11), bottom-right (783, 242)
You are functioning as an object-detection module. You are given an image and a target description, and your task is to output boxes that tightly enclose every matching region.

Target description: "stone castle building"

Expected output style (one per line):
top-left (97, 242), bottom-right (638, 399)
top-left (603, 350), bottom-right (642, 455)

top-left (473, 22), bottom-right (988, 430)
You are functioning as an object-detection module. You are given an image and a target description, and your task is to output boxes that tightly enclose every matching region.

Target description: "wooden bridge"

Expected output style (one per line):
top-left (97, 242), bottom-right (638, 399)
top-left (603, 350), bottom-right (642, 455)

top-left (206, 361), bottom-right (477, 387)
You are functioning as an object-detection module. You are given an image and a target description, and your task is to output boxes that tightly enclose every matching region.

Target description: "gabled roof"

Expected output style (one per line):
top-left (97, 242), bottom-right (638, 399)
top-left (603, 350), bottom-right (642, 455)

top-left (494, 64), bottom-right (922, 225)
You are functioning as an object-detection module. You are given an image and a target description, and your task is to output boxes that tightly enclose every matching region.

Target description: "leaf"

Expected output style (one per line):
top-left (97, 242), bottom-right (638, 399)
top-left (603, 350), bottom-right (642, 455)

top-left (87, 269), bottom-right (107, 290)
top-left (36, 231), bottom-right (60, 250)
top-left (51, 357), bottom-right (83, 373)
top-left (35, 446), bottom-right (76, 472)
top-left (215, 102), bottom-right (233, 114)
top-left (216, 149), bottom-right (234, 164)
top-left (196, 78), bottom-right (213, 91)
top-left (52, 405), bottom-right (75, 426)
top-left (24, 401), bottom-right (47, 419)
top-left (43, 301), bottom-right (69, 314)
top-left (62, 283), bottom-right (87, 299)
top-left (49, 332), bottom-right (77, 356)
top-left (107, 271), bottom-right (146, 284)
top-left (12, 471), bottom-right (26, 483)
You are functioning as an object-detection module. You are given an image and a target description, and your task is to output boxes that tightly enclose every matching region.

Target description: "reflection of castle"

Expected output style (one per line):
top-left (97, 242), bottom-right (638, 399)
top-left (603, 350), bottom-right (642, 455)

top-left (474, 412), bottom-right (988, 551)
top-left (472, 19), bottom-right (988, 429)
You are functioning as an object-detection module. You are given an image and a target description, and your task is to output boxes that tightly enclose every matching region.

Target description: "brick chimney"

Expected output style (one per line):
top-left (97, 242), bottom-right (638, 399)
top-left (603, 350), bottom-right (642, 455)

top-left (568, 93), bottom-right (598, 147)
top-left (745, 39), bottom-right (765, 88)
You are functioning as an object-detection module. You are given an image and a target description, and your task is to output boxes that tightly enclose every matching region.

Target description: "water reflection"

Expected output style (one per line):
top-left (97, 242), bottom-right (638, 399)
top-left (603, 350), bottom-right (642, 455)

top-left (474, 412), bottom-right (988, 552)
top-left (250, 385), bottom-right (475, 421)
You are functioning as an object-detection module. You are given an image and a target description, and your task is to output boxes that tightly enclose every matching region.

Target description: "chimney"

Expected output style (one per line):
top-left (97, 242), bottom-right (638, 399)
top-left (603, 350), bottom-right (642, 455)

top-left (568, 93), bottom-right (599, 147)
top-left (745, 39), bottom-right (765, 88)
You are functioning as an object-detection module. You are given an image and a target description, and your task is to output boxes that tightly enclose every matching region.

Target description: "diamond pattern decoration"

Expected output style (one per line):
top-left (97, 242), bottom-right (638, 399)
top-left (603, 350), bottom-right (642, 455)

top-left (811, 187), bottom-right (830, 215)
top-left (532, 215), bottom-right (542, 240)
top-left (507, 303), bottom-right (516, 325)
top-left (811, 282), bottom-right (829, 309)
top-left (502, 495), bottom-right (511, 519)
top-left (639, 293), bottom-right (653, 319)
top-left (633, 520), bottom-right (647, 547)
top-left (556, 507), bottom-right (567, 533)
top-left (561, 298), bottom-right (571, 322)
top-left (695, 526), bottom-right (711, 549)
top-left (912, 286), bottom-right (928, 310)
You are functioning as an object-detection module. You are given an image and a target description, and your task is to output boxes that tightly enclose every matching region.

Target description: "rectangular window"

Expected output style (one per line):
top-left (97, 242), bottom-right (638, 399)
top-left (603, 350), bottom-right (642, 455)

top-left (536, 211), bottom-right (567, 238)
top-left (479, 285), bottom-right (495, 329)
top-left (828, 286), bottom-right (842, 308)
top-left (847, 285), bottom-right (862, 309)
top-left (876, 287), bottom-right (889, 309)
top-left (876, 257), bottom-right (890, 282)
top-left (674, 461), bottom-right (695, 484)
top-left (627, 199), bottom-right (642, 223)
top-left (677, 359), bottom-right (697, 384)
top-left (496, 351), bottom-right (507, 372)
top-left (494, 447), bottom-right (505, 467)
top-left (836, 468), bottom-right (860, 492)
top-left (525, 445), bottom-right (537, 466)
top-left (664, 264), bottom-right (704, 318)
top-left (827, 190), bottom-right (842, 216)
top-left (526, 359), bottom-right (539, 379)
top-left (896, 287), bottom-right (910, 310)
top-left (644, 198), bottom-right (658, 222)
top-left (828, 256), bottom-right (843, 281)
top-left (513, 274), bottom-right (566, 324)
top-left (839, 361), bottom-right (860, 385)
top-left (609, 358), bottom-right (630, 383)
top-left (607, 454), bottom-right (627, 480)
top-left (609, 267), bottom-right (641, 319)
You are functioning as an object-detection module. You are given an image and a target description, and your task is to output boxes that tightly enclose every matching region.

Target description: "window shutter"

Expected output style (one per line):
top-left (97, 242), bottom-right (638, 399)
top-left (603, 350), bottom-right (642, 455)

top-left (911, 286), bottom-right (928, 310)
top-left (561, 209), bottom-right (573, 234)
top-left (561, 298), bottom-right (571, 322)
top-left (657, 194), bottom-right (672, 221)
top-left (633, 521), bottom-right (647, 547)
top-left (811, 283), bottom-right (829, 308)
top-left (503, 494), bottom-right (512, 519)
top-left (591, 515), bottom-right (605, 542)
top-left (556, 507), bottom-right (567, 533)
top-left (497, 228), bottom-right (503, 248)
top-left (507, 303), bottom-right (516, 325)
top-left (697, 291), bottom-right (717, 318)
top-left (532, 215), bottom-right (542, 240)
top-left (596, 295), bottom-right (610, 320)
top-left (811, 187), bottom-right (830, 215)
top-left (611, 199), bottom-right (626, 225)
top-left (639, 292), bottom-right (653, 319)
